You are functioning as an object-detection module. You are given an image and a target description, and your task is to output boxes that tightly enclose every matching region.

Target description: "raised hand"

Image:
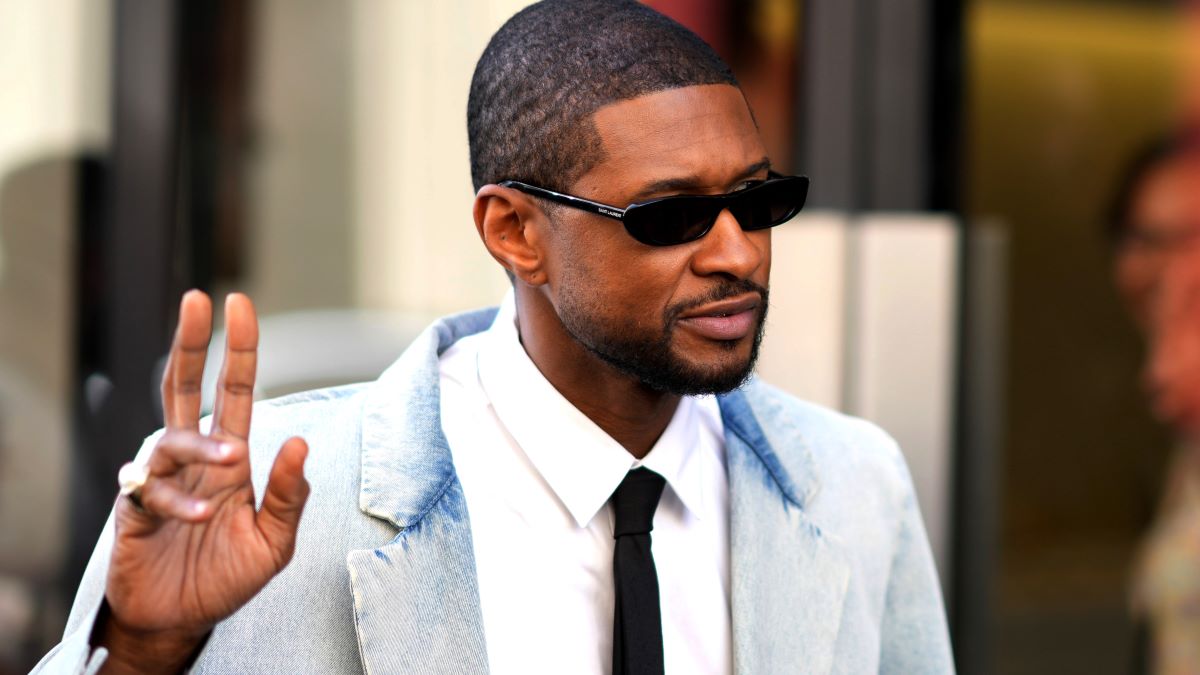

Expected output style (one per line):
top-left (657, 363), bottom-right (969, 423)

top-left (96, 291), bottom-right (310, 674)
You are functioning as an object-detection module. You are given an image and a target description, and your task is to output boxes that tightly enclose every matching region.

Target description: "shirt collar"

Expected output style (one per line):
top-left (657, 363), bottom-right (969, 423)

top-left (475, 290), bottom-right (714, 528)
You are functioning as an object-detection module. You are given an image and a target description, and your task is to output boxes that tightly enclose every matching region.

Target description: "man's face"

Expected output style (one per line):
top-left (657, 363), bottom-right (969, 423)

top-left (1131, 154), bottom-right (1200, 437)
top-left (1115, 158), bottom-right (1200, 331)
top-left (537, 84), bottom-right (772, 395)
top-left (1144, 247), bottom-right (1200, 439)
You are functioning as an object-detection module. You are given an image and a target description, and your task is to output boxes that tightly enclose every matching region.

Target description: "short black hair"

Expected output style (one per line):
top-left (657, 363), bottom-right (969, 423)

top-left (467, 0), bottom-right (739, 194)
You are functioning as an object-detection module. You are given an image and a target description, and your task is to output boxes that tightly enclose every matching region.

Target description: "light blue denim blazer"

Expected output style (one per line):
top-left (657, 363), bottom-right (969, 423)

top-left (36, 307), bottom-right (954, 674)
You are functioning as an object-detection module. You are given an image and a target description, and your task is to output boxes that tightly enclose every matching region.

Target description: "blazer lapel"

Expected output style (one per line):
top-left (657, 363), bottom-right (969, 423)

top-left (721, 388), bottom-right (851, 675)
top-left (346, 478), bottom-right (487, 675)
top-left (346, 311), bottom-right (497, 675)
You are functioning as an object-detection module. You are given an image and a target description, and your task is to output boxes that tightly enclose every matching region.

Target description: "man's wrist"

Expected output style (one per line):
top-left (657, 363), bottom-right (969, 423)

top-left (91, 602), bottom-right (210, 675)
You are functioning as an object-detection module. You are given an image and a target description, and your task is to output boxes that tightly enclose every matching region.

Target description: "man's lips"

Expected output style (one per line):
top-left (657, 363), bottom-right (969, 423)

top-left (676, 294), bottom-right (761, 341)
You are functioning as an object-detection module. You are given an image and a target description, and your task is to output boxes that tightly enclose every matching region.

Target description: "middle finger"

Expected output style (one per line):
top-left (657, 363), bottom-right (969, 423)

top-left (211, 293), bottom-right (259, 440)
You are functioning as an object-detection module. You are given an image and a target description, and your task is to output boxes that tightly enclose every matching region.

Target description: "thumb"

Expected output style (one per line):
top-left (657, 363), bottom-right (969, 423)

top-left (256, 437), bottom-right (310, 568)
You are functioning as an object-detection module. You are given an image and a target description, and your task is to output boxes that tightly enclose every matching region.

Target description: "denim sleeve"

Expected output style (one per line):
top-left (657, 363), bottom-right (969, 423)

top-left (878, 453), bottom-right (956, 675)
top-left (29, 503), bottom-right (115, 675)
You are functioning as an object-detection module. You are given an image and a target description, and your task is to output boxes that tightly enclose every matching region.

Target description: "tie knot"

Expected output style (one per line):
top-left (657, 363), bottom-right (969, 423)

top-left (611, 468), bottom-right (666, 538)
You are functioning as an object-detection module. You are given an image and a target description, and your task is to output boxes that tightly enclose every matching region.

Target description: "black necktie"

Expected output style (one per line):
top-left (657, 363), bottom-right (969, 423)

top-left (610, 467), bottom-right (667, 675)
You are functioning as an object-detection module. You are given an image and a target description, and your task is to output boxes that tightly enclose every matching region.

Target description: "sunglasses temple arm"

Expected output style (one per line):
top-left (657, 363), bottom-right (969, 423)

top-left (499, 181), bottom-right (627, 222)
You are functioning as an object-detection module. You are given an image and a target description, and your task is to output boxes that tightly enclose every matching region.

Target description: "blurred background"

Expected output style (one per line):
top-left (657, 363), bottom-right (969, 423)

top-left (0, 0), bottom-right (1196, 672)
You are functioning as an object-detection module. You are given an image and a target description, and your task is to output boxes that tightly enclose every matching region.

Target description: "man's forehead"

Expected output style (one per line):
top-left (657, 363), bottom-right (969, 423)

top-left (1137, 158), bottom-right (1200, 215)
top-left (584, 84), bottom-right (766, 193)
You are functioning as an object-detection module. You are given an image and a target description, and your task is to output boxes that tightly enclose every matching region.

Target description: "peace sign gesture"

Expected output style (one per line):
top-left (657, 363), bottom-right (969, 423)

top-left (95, 291), bottom-right (311, 674)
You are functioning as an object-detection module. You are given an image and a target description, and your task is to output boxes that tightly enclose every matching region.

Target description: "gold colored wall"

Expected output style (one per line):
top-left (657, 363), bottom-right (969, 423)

top-left (967, 2), bottom-right (1184, 669)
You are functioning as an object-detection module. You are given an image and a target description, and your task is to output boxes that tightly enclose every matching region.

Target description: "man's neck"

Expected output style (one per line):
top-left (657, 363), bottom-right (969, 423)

top-left (514, 290), bottom-right (680, 459)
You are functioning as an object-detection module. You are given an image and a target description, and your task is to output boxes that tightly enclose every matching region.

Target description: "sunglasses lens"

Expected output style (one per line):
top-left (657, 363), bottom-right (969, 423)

top-left (623, 176), bottom-right (809, 246)
top-left (625, 199), bottom-right (719, 246)
top-left (734, 178), bottom-right (806, 231)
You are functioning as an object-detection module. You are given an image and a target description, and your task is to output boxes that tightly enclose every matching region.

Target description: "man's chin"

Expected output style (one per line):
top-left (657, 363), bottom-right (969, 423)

top-left (648, 350), bottom-right (757, 396)
top-left (561, 303), bottom-right (765, 396)
top-left (652, 322), bottom-right (764, 395)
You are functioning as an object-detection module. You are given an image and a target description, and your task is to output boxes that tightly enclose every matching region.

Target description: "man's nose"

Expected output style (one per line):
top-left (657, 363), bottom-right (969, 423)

top-left (690, 208), bottom-right (766, 279)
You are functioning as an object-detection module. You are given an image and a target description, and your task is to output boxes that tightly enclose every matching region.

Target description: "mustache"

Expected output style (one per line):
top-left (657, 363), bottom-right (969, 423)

top-left (664, 278), bottom-right (769, 324)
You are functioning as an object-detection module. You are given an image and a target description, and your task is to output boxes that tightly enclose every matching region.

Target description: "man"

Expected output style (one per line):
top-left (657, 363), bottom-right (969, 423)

top-left (1110, 134), bottom-right (1200, 673)
top-left (36, 1), bottom-right (953, 673)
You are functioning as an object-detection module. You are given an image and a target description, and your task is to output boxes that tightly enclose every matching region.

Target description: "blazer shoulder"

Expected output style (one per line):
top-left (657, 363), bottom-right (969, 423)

top-left (738, 378), bottom-right (913, 501)
top-left (740, 378), bottom-right (899, 453)
top-left (168, 382), bottom-right (377, 496)
top-left (244, 380), bottom-right (369, 435)
top-left (255, 380), bottom-right (370, 417)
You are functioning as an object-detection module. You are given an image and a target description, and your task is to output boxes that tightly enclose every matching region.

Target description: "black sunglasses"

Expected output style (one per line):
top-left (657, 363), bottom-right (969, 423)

top-left (498, 171), bottom-right (810, 246)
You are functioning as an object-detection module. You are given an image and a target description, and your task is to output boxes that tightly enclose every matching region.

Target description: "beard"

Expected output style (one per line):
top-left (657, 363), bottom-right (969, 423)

top-left (556, 278), bottom-right (769, 396)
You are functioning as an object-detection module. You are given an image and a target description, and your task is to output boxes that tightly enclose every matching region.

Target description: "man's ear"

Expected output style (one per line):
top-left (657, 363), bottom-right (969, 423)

top-left (473, 185), bottom-right (549, 286)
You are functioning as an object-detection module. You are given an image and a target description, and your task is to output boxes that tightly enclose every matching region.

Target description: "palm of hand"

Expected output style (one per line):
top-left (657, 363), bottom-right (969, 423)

top-left (109, 464), bottom-right (274, 632)
top-left (100, 291), bottom-right (310, 662)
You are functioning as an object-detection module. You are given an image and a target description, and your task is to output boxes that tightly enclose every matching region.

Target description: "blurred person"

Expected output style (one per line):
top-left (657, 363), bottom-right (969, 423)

top-left (34, 1), bottom-right (952, 673)
top-left (1110, 134), bottom-right (1200, 673)
top-left (1110, 138), bottom-right (1200, 333)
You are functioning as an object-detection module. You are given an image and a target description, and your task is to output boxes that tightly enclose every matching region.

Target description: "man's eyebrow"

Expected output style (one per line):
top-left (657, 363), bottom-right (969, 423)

top-left (630, 157), bottom-right (772, 202)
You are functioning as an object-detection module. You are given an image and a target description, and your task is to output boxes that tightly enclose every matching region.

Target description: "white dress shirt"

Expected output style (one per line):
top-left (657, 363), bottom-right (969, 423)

top-left (438, 291), bottom-right (732, 675)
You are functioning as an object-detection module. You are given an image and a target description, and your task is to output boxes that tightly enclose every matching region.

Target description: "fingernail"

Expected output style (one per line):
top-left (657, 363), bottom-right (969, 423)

top-left (218, 442), bottom-right (236, 459)
top-left (192, 500), bottom-right (208, 516)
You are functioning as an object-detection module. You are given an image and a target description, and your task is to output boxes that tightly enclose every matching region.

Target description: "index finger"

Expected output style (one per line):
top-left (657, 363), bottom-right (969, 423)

top-left (211, 293), bottom-right (259, 440)
top-left (161, 290), bottom-right (213, 430)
